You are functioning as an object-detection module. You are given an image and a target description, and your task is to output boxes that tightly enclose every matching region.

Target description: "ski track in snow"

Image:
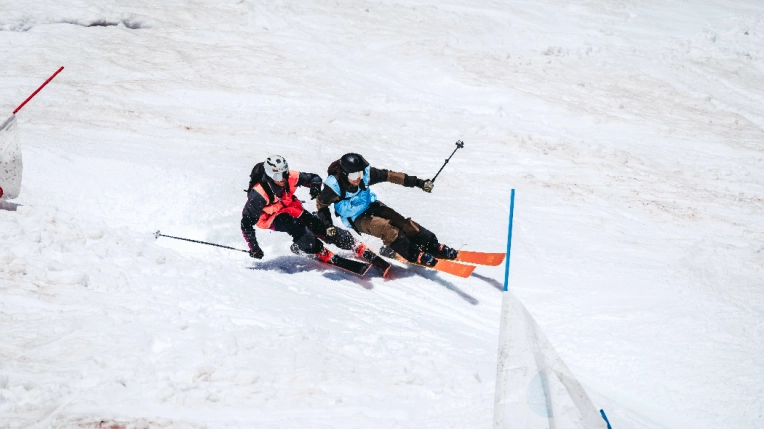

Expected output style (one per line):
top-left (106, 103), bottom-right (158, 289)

top-left (1, 0), bottom-right (763, 428)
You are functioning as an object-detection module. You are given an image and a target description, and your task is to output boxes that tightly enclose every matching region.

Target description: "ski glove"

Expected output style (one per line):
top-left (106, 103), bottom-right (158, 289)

top-left (249, 246), bottom-right (264, 259)
top-left (418, 179), bottom-right (434, 193)
top-left (309, 185), bottom-right (321, 200)
top-left (247, 238), bottom-right (264, 259)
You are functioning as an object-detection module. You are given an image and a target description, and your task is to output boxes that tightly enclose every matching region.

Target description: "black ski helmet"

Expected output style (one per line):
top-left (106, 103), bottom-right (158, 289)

top-left (339, 153), bottom-right (369, 174)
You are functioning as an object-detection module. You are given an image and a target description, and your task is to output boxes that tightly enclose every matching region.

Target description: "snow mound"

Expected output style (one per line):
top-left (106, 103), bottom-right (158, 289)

top-left (0, 205), bottom-right (498, 428)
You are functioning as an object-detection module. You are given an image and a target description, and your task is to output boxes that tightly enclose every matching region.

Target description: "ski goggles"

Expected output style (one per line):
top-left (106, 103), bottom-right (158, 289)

top-left (346, 170), bottom-right (363, 181)
top-left (267, 168), bottom-right (287, 182)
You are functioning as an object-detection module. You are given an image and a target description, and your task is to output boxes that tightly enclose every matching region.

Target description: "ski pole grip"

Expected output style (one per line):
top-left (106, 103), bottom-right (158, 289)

top-left (431, 140), bottom-right (464, 182)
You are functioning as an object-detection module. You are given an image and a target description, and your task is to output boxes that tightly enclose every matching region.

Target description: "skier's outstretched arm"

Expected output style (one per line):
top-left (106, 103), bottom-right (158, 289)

top-left (241, 191), bottom-right (267, 259)
top-left (295, 172), bottom-right (323, 199)
top-left (371, 167), bottom-right (434, 192)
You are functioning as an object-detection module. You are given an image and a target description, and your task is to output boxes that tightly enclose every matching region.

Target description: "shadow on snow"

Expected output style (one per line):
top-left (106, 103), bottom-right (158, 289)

top-left (0, 201), bottom-right (20, 211)
top-left (470, 272), bottom-right (504, 292)
top-left (248, 255), bottom-right (376, 289)
top-left (389, 263), bottom-right (480, 306)
top-left (248, 255), bottom-right (482, 304)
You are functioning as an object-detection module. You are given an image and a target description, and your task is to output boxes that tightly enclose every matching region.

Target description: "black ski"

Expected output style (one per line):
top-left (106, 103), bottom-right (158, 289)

top-left (319, 254), bottom-right (372, 276)
top-left (359, 248), bottom-right (392, 277)
top-left (290, 244), bottom-right (371, 276)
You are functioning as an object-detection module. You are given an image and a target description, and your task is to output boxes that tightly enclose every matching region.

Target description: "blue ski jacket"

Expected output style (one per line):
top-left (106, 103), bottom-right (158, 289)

top-left (323, 166), bottom-right (377, 227)
top-left (315, 162), bottom-right (428, 230)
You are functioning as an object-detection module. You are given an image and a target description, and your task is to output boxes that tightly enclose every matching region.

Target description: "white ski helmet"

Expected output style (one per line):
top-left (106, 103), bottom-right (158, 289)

top-left (264, 155), bottom-right (289, 181)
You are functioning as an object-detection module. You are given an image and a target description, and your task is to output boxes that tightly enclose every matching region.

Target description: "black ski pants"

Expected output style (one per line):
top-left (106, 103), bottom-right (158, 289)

top-left (272, 211), bottom-right (357, 254)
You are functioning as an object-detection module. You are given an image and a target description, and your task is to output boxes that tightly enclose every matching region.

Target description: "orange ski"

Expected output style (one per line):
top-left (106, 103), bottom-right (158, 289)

top-left (429, 258), bottom-right (476, 278)
top-left (454, 250), bottom-right (505, 266)
top-left (389, 253), bottom-right (475, 278)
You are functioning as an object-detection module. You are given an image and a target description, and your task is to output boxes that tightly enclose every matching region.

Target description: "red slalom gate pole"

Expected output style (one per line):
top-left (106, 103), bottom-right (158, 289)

top-left (13, 66), bottom-right (64, 115)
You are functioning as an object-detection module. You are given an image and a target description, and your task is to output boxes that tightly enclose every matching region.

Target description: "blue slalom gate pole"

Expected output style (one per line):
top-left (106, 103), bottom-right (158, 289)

top-left (502, 189), bottom-right (515, 291)
top-left (600, 409), bottom-right (613, 429)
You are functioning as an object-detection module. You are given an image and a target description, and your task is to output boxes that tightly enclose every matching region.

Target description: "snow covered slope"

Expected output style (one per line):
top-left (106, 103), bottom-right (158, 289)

top-left (1, 0), bottom-right (763, 428)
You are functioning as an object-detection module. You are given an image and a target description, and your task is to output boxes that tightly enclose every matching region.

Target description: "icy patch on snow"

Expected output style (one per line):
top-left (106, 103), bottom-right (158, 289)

top-left (58, 17), bottom-right (149, 30)
top-left (0, 13), bottom-right (152, 32)
top-left (48, 417), bottom-right (204, 429)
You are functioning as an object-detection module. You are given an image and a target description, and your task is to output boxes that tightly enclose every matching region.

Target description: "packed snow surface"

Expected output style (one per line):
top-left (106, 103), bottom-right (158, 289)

top-left (1, 0), bottom-right (763, 428)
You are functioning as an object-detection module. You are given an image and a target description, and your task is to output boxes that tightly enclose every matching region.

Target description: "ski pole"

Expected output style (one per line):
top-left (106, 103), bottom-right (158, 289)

top-left (431, 140), bottom-right (464, 183)
top-left (154, 230), bottom-right (248, 253)
top-left (13, 66), bottom-right (65, 114)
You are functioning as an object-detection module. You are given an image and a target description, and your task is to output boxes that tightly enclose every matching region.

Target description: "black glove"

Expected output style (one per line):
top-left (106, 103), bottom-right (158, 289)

top-left (326, 226), bottom-right (337, 237)
top-left (315, 207), bottom-right (334, 229)
top-left (248, 240), bottom-right (264, 259)
top-left (309, 185), bottom-right (321, 200)
top-left (417, 179), bottom-right (434, 193)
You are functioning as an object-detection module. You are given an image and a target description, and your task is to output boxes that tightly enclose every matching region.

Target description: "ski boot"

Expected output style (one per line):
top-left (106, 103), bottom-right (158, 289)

top-left (427, 243), bottom-right (458, 260)
top-left (379, 245), bottom-right (438, 266)
top-left (415, 251), bottom-right (438, 267)
top-left (316, 247), bottom-right (335, 263)
top-left (380, 245), bottom-right (438, 268)
top-left (291, 242), bottom-right (335, 263)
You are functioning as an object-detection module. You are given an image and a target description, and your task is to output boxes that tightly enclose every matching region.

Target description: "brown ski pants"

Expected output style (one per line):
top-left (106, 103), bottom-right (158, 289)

top-left (352, 202), bottom-right (437, 260)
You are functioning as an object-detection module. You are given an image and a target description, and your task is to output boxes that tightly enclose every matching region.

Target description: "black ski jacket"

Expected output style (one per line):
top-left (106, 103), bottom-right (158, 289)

top-left (241, 172), bottom-right (322, 247)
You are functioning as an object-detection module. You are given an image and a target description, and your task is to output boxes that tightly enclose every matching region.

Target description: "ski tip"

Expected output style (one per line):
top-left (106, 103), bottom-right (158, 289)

top-left (479, 253), bottom-right (505, 266)
top-left (454, 251), bottom-right (506, 266)
top-left (434, 259), bottom-right (476, 278)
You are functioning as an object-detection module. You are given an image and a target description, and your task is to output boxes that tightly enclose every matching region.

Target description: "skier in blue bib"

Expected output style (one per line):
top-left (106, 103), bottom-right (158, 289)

top-left (315, 153), bottom-right (458, 267)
